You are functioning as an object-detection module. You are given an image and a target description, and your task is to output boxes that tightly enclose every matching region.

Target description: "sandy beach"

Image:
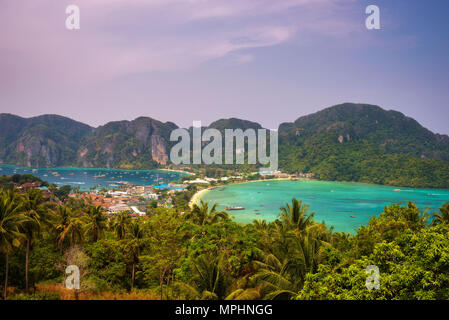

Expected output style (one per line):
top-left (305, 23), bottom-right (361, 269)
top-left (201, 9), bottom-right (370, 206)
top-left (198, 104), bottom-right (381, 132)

top-left (188, 187), bottom-right (213, 208)
top-left (158, 168), bottom-right (193, 176)
top-left (187, 177), bottom-right (312, 208)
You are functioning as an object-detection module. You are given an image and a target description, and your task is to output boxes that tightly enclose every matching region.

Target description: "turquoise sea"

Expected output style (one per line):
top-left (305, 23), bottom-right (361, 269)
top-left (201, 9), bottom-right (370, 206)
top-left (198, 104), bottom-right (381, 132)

top-left (0, 164), bottom-right (188, 190)
top-left (199, 180), bottom-right (449, 233)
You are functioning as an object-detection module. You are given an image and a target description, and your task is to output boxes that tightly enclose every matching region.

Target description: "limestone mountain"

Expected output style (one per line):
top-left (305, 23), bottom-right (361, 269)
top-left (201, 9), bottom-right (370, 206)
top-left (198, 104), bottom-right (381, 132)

top-left (1, 104), bottom-right (449, 188)
top-left (208, 118), bottom-right (263, 132)
top-left (0, 113), bottom-right (92, 167)
top-left (75, 117), bottom-right (178, 169)
top-left (279, 103), bottom-right (449, 188)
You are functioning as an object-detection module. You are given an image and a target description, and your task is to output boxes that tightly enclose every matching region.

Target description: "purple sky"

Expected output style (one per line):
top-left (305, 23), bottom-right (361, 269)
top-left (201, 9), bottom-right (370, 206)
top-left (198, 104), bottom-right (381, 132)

top-left (1, 0), bottom-right (448, 133)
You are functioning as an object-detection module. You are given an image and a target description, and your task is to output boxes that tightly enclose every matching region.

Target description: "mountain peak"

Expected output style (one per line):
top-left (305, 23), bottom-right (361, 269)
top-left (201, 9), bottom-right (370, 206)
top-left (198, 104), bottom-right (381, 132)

top-left (208, 118), bottom-right (263, 131)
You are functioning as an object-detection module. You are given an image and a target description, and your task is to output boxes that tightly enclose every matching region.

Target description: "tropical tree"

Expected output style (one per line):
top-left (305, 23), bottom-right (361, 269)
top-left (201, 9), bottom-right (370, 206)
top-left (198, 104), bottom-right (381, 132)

top-left (188, 253), bottom-right (230, 300)
top-left (0, 189), bottom-right (28, 299)
top-left (253, 219), bottom-right (270, 231)
top-left (398, 201), bottom-right (430, 230)
top-left (54, 205), bottom-right (84, 250)
top-left (84, 205), bottom-right (107, 242)
top-left (111, 211), bottom-right (131, 240)
top-left (279, 198), bottom-right (315, 234)
top-left (432, 202), bottom-right (449, 225)
top-left (186, 200), bottom-right (229, 226)
top-left (126, 219), bottom-right (145, 290)
top-left (250, 228), bottom-right (325, 300)
top-left (20, 188), bottom-right (48, 292)
top-left (250, 250), bottom-right (299, 300)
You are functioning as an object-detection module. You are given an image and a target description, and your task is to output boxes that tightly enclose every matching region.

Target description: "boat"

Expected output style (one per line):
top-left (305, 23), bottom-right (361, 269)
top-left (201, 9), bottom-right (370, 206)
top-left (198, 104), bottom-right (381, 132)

top-left (350, 215), bottom-right (356, 218)
top-left (394, 189), bottom-right (401, 192)
top-left (225, 206), bottom-right (245, 211)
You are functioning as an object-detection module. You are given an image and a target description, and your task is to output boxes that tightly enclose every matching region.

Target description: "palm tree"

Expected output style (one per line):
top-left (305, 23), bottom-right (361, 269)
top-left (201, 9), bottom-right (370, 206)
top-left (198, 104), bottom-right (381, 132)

top-left (251, 230), bottom-right (324, 300)
top-left (250, 251), bottom-right (299, 300)
top-left (20, 188), bottom-right (48, 293)
top-left (186, 200), bottom-right (228, 225)
top-left (84, 205), bottom-right (107, 242)
top-left (279, 198), bottom-right (315, 233)
top-left (126, 219), bottom-right (144, 290)
top-left (432, 202), bottom-right (449, 225)
top-left (253, 219), bottom-right (270, 231)
top-left (400, 201), bottom-right (430, 229)
top-left (54, 205), bottom-right (84, 250)
top-left (111, 211), bottom-right (131, 240)
top-left (189, 253), bottom-right (230, 300)
top-left (225, 288), bottom-right (261, 300)
top-left (0, 189), bottom-right (28, 299)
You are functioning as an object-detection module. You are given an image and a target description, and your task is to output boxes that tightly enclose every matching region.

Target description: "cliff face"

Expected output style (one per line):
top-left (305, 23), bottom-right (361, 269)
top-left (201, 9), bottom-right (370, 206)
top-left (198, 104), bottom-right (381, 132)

top-left (0, 114), bottom-right (176, 169)
top-left (75, 117), bottom-right (177, 169)
top-left (151, 135), bottom-right (169, 165)
top-left (0, 114), bottom-right (92, 168)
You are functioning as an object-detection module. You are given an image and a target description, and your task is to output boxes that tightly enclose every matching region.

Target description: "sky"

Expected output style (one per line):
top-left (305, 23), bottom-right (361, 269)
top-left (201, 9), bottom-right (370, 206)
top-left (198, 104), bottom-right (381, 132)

top-left (0, 0), bottom-right (448, 133)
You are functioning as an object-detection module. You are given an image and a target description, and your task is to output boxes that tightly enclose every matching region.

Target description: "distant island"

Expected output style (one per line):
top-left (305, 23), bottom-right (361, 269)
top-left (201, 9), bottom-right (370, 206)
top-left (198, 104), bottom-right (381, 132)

top-left (1, 103), bottom-right (449, 188)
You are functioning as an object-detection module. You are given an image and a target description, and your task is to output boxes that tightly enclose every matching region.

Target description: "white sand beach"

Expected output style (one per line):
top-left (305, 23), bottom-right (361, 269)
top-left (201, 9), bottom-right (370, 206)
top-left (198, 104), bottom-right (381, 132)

top-left (188, 188), bottom-right (212, 208)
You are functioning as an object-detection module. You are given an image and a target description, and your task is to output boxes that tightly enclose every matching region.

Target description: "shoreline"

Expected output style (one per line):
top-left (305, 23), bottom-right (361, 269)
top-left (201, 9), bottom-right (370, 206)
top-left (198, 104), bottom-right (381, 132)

top-left (189, 187), bottom-right (213, 208)
top-left (158, 168), bottom-right (193, 176)
top-left (188, 177), bottom-right (311, 208)
top-left (2, 163), bottom-right (446, 190)
top-left (0, 163), bottom-right (192, 175)
top-left (188, 176), bottom-right (449, 208)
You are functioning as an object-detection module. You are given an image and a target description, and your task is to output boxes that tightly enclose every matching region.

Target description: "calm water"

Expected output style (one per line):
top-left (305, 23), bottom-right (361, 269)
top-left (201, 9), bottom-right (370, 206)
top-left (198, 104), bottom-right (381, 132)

top-left (0, 164), bottom-right (188, 190)
top-left (199, 180), bottom-right (449, 233)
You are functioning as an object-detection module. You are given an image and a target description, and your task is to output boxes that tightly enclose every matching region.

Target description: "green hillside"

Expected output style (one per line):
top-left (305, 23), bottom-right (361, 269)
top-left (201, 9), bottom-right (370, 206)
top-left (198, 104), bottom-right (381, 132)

top-left (0, 114), bottom-right (92, 168)
top-left (279, 103), bottom-right (449, 188)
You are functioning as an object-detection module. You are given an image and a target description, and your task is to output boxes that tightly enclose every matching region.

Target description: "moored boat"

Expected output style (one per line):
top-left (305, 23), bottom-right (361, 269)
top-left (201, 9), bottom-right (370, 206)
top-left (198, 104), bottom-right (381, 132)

top-left (225, 206), bottom-right (245, 211)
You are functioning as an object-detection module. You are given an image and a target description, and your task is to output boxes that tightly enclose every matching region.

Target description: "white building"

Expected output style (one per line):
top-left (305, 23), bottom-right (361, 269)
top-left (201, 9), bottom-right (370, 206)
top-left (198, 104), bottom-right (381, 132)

top-left (130, 206), bottom-right (146, 217)
top-left (108, 204), bottom-right (131, 213)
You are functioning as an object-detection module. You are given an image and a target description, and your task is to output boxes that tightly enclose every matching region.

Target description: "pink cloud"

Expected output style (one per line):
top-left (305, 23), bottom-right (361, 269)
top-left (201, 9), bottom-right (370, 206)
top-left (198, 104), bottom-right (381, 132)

top-left (0, 0), bottom-right (358, 89)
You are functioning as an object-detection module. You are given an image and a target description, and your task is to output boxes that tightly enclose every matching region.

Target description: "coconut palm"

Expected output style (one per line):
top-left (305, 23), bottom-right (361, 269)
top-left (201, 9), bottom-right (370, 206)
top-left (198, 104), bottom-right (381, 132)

top-left (225, 288), bottom-right (261, 300)
top-left (186, 200), bottom-right (228, 225)
top-left (20, 188), bottom-right (49, 292)
top-left (251, 230), bottom-right (324, 300)
top-left (279, 198), bottom-right (315, 233)
top-left (126, 219), bottom-right (144, 290)
top-left (189, 253), bottom-right (230, 300)
top-left (250, 251), bottom-right (299, 300)
top-left (84, 205), bottom-right (107, 242)
top-left (432, 202), bottom-right (449, 225)
top-left (111, 211), bottom-right (131, 240)
top-left (54, 205), bottom-right (84, 250)
top-left (253, 219), bottom-right (270, 231)
top-left (0, 189), bottom-right (28, 299)
top-left (400, 201), bottom-right (430, 229)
